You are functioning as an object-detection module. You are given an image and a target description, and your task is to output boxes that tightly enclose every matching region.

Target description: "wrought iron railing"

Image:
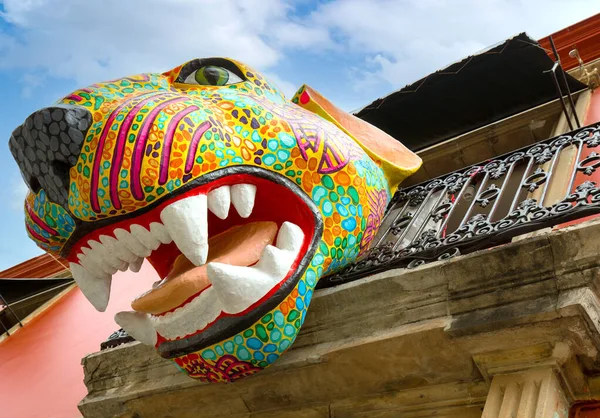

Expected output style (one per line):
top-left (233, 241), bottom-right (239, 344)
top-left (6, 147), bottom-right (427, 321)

top-left (319, 122), bottom-right (600, 287)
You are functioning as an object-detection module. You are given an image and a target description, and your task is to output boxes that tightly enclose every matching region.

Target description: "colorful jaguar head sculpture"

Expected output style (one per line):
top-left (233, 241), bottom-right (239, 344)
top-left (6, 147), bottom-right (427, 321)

top-left (8, 58), bottom-right (421, 382)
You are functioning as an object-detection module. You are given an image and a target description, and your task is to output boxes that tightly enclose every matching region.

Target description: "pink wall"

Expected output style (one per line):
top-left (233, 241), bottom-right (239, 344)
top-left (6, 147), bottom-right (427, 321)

top-left (0, 262), bottom-right (158, 418)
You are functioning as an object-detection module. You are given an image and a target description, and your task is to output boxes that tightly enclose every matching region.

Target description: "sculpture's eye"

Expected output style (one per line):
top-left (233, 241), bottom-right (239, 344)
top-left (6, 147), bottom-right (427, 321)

top-left (183, 66), bottom-right (242, 86)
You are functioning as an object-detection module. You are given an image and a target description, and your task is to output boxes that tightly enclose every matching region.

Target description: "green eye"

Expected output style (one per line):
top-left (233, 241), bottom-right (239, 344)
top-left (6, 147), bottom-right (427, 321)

top-left (183, 66), bottom-right (242, 86)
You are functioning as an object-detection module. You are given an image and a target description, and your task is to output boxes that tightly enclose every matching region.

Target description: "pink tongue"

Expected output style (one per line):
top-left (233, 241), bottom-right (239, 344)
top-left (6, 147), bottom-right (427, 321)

top-left (131, 221), bottom-right (278, 315)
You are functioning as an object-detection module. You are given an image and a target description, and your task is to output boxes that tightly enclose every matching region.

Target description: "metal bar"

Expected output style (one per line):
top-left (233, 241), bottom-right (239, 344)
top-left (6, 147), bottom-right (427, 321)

top-left (438, 175), bottom-right (475, 235)
top-left (549, 36), bottom-right (581, 129)
top-left (459, 172), bottom-right (489, 227)
top-left (411, 187), bottom-right (447, 240)
top-left (0, 320), bottom-right (10, 336)
top-left (509, 157), bottom-right (535, 213)
top-left (538, 145), bottom-right (563, 207)
top-left (546, 62), bottom-right (575, 131)
top-left (0, 294), bottom-right (23, 328)
top-left (566, 140), bottom-right (585, 196)
top-left (487, 162), bottom-right (517, 221)
top-left (392, 188), bottom-right (436, 250)
top-left (374, 199), bottom-right (410, 248)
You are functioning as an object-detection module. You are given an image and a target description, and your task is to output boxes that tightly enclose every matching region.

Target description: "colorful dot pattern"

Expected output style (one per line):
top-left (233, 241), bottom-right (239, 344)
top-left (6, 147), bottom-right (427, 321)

top-left (20, 58), bottom-right (392, 381)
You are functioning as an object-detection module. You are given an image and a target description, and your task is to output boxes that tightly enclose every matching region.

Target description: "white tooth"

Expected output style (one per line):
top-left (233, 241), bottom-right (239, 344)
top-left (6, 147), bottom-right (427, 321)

top-left (207, 186), bottom-right (231, 220)
top-left (114, 228), bottom-right (152, 258)
top-left (231, 184), bottom-right (256, 218)
top-left (130, 224), bottom-right (161, 251)
top-left (207, 263), bottom-right (277, 314)
top-left (99, 234), bottom-right (138, 264)
top-left (149, 222), bottom-right (172, 244)
top-left (149, 287), bottom-right (222, 340)
top-left (77, 251), bottom-right (114, 276)
top-left (276, 222), bottom-right (304, 253)
top-left (129, 257), bottom-right (144, 273)
top-left (88, 240), bottom-right (128, 272)
top-left (70, 262), bottom-right (111, 312)
top-left (206, 221), bottom-right (305, 314)
top-left (160, 194), bottom-right (208, 266)
top-left (256, 245), bottom-right (294, 277)
top-left (114, 311), bottom-right (157, 346)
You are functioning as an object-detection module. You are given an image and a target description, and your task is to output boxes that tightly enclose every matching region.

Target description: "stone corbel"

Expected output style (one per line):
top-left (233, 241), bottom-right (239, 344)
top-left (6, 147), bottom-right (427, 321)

top-left (475, 342), bottom-right (589, 417)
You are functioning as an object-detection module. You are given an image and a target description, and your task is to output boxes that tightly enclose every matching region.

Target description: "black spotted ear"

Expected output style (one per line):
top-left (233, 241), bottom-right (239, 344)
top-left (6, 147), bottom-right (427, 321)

top-left (9, 105), bottom-right (92, 207)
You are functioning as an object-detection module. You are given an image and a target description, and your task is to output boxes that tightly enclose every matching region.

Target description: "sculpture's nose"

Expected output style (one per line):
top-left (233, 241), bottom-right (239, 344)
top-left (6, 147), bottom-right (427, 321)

top-left (9, 105), bottom-right (92, 207)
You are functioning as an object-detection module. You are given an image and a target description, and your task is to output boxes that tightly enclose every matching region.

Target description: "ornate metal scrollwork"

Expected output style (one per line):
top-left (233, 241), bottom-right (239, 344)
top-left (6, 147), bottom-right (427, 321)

top-left (318, 123), bottom-right (600, 288)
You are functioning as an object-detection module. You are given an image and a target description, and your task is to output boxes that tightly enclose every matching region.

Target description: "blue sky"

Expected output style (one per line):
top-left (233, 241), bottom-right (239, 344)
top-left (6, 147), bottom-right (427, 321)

top-left (0, 0), bottom-right (597, 271)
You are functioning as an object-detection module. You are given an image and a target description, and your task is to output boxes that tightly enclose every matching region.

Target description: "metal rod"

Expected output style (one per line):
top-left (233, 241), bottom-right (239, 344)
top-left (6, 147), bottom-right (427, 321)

top-left (546, 62), bottom-right (575, 131)
top-left (538, 145), bottom-right (563, 206)
top-left (0, 314), bottom-right (10, 336)
top-left (0, 294), bottom-right (23, 328)
top-left (549, 36), bottom-right (581, 128)
top-left (487, 162), bottom-right (517, 222)
top-left (509, 157), bottom-right (534, 213)
top-left (459, 172), bottom-right (489, 227)
top-left (374, 199), bottom-right (410, 248)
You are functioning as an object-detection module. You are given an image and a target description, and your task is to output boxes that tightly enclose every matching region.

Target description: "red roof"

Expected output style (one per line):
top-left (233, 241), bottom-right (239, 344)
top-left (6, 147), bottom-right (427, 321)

top-left (0, 254), bottom-right (69, 279)
top-left (538, 13), bottom-right (600, 71)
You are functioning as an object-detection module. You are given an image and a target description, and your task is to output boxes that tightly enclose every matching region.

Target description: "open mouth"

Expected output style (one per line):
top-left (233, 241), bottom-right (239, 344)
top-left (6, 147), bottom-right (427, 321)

top-left (66, 167), bottom-right (322, 358)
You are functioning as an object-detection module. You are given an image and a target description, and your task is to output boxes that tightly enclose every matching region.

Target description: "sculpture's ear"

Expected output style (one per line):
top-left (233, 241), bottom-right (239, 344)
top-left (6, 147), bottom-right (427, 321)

top-left (291, 85), bottom-right (422, 192)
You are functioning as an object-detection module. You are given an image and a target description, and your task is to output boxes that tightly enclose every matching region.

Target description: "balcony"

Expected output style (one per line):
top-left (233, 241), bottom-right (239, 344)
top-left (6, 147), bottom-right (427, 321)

top-left (319, 122), bottom-right (600, 287)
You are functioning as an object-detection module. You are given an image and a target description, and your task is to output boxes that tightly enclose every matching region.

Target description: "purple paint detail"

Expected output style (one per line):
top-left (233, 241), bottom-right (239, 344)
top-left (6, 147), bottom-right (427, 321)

top-left (250, 118), bottom-right (259, 129)
top-left (130, 97), bottom-right (188, 200)
top-left (65, 94), bottom-right (84, 102)
top-left (91, 92), bottom-right (161, 212)
top-left (108, 92), bottom-right (172, 210)
top-left (145, 144), bottom-right (153, 156)
top-left (185, 121), bottom-right (211, 172)
top-left (158, 106), bottom-right (199, 185)
top-left (254, 157), bottom-right (262, 164)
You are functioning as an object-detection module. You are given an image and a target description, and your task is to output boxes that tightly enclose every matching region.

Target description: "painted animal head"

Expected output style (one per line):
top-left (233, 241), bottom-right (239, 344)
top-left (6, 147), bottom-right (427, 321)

top-left (8, 58), bottom-right (421, 382)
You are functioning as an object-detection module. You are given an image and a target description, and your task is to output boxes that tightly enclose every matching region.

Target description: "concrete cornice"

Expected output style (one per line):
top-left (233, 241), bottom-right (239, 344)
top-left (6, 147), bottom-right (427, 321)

top-left (79, 218), bottom-right (600, 417)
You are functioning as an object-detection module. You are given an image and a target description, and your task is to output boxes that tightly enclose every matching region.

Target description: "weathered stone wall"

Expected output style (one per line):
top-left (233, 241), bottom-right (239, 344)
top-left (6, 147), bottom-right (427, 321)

top-left (80, 218), bottom-right (600, 417)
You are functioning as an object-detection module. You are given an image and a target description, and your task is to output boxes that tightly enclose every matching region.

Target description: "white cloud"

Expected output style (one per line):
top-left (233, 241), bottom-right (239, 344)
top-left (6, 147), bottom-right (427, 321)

top-left (0, 0), bottom-right (329, 89)
top-left (307, 0), bottom-right (599, 88)
top-left (0, 0), bottom-right (598, 106)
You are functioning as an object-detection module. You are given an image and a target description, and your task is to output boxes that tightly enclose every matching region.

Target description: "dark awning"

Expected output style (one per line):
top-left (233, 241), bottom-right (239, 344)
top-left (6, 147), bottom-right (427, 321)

top-left (0, 278), bottom-right (73, 304)
top-left (354, 33), bottom-right (588, 151)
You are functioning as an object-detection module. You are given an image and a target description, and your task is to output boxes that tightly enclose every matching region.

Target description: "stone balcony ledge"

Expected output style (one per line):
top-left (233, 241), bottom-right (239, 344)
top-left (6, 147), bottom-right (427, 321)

top-left (80, 217), bottom-right (600, 418)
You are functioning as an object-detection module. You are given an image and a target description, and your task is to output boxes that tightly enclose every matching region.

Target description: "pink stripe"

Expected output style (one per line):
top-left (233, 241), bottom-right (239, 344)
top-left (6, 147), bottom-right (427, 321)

top-left (159, 106), bottom-right (199, 184)
top-left (109, 93), bottom-right (174, 209)
top-left (185, 121), bottom-right (211, 172)
top-left (27, 224), bottom-right (50, 243)
top-left (90, 92), bottom-right (160, 212)
top-left (26, 204), bottom-right (58, 236)
top-left (130, 97), bottom-right (188, 200)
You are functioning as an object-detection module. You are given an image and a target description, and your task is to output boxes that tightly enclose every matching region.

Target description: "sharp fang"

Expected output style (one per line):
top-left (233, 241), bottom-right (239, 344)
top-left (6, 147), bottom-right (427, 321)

top-left (276, 221), bottom-right (305, 253)
top-left (160, 194), bottom-right (208, 266)
top-left (130, 224), bottom-right (161, 251)
top-left (206, 221), bottom-right (304, 314)
top-left (114, 228), bottom-right (152, 258)
top-left (207, 186), bottom-right (231, 220)
top-left (80, 247), bottom-right (117, 275)
top-left (129, 257), bottom-right (144, 273)
top-left (231, 184), bottom-right (256, 218)
top-left (99, 234), bottom-right (139, 264)
top-left (207, 263), bottom-right (277, 314)
top-left (114, 311), bottom-right (157, 346)
top-left (70, 262), bottom-right (111, 312)
top-left (256, 245), bottom-right (294, 277)
top-left (88, 240), bottom-right (127, 272)
top-left (149, 222), bottom-right (172, 244)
